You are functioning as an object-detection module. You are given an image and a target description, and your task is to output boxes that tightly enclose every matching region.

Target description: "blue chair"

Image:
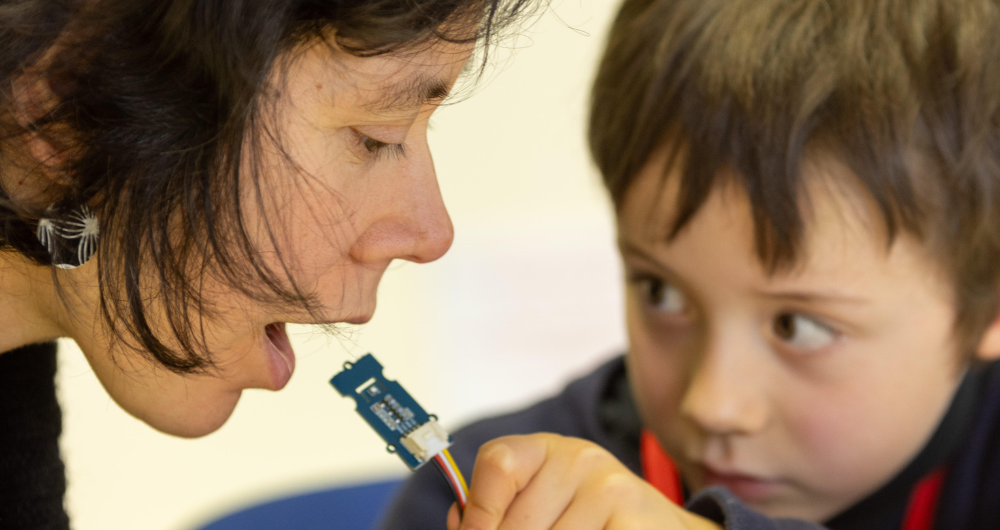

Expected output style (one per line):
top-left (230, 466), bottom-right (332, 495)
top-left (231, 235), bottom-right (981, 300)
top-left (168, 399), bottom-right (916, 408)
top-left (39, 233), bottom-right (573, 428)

top-left (196, 479), bottom-right (404, 530)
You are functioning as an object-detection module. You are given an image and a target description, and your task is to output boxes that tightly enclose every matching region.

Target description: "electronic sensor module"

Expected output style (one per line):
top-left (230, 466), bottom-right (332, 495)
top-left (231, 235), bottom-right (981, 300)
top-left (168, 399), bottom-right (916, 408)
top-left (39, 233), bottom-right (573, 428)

top-left (331, 353), bottom-right (452, 469)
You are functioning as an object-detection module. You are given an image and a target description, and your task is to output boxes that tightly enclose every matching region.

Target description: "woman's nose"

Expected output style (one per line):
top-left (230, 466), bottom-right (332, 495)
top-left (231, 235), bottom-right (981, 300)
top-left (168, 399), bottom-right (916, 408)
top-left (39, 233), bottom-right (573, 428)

top-left (679, 331), bottom-right (771, 437)
top-left (349, 141), bottom-right (454, 265)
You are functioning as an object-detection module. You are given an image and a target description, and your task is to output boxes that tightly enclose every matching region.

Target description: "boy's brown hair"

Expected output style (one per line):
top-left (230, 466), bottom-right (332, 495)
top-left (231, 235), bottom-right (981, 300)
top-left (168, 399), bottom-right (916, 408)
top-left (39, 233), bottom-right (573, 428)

top-left (590, 0), bottom-right (1000, 354)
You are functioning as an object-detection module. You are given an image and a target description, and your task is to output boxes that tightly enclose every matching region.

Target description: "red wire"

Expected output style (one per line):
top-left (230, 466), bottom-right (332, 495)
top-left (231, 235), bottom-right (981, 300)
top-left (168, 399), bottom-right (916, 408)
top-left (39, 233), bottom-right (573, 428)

top-left (433, 453), bottom-right (467, 511)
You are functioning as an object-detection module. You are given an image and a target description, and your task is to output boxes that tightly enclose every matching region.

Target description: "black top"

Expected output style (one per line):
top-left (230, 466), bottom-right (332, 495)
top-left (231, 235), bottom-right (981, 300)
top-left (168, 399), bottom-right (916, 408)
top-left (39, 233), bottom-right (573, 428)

top-left (376, 355), bottom-right (1000, 530)
top-left (0, 342), bottom-right (70, 530)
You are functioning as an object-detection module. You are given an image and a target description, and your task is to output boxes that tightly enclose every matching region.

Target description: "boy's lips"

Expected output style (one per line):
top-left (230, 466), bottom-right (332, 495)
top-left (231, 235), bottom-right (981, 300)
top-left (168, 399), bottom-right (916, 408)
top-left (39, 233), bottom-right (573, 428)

top-left (700, 465), bottom-right (783, 502)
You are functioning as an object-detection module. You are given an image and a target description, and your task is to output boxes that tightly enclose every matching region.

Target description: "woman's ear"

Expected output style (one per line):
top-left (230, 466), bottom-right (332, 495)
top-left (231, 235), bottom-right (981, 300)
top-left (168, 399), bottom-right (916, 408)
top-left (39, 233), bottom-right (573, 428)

top-left (11, 71), bottom-right (67, 171)
top-left (975, 310), bottom-right (1000, 362)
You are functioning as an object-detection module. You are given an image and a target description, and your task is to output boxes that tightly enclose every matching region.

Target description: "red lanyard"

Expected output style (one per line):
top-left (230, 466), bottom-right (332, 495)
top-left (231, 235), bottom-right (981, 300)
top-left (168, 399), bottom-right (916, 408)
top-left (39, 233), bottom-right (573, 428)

top-left (900, 467), bottom-right (945, 530)
top-left (639, 430), bottom-right (945, 530)
top-left (640, 430), bottom-right (684, 504)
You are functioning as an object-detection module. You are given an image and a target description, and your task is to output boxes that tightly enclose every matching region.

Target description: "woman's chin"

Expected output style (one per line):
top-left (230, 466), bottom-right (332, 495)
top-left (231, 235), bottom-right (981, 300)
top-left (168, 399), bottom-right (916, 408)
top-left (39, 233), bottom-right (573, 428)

top-left (136, 390), bottom-right (243, 438)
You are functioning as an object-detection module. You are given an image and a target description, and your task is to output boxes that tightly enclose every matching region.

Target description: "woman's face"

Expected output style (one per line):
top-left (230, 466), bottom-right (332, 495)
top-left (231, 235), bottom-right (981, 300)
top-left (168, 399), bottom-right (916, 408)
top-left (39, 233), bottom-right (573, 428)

top-left (62, 39), bottom-right (470, 437)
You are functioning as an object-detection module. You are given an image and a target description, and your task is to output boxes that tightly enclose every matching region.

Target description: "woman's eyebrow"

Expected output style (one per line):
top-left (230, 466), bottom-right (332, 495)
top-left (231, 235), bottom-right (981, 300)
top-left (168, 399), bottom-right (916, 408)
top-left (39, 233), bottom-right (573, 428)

top-left (365, 75), bottom-right (451, 112)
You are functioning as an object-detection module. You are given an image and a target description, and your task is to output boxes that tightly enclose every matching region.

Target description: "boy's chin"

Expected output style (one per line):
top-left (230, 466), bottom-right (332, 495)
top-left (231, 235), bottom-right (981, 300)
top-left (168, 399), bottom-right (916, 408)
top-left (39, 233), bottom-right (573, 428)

top-left (740, 492), bottom-right (848, 524)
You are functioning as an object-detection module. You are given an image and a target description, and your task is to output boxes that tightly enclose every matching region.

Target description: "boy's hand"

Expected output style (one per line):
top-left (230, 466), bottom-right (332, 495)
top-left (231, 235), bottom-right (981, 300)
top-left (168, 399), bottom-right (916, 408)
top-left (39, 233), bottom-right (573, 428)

top-left (446, 433), bottom-right (722, 530)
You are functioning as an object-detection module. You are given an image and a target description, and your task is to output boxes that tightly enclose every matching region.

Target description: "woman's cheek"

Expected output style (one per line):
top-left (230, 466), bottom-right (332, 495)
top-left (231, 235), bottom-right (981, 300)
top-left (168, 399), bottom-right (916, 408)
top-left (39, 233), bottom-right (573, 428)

top-left (98, 365), bottom-right (245, 438)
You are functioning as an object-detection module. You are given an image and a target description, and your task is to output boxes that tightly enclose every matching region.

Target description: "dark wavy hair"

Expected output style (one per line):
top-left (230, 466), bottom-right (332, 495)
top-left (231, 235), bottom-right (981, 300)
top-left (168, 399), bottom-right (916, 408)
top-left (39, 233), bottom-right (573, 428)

top-left (590, 0), bottom-right (1000, 354)
top-left (0, 0), bottom-right (535, 372)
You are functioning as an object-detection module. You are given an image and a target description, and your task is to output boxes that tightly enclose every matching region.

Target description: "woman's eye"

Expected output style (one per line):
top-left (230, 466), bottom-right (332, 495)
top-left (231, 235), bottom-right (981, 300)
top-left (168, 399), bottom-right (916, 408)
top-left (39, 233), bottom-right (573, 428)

top-left (353, 130), bottom-right (406, 160)
top-left (639, 277), bottom-right (687, 314)
top-left (362, 135), bottom-right (387, 152)
top-left (773, 313), bottom-right (836, 351)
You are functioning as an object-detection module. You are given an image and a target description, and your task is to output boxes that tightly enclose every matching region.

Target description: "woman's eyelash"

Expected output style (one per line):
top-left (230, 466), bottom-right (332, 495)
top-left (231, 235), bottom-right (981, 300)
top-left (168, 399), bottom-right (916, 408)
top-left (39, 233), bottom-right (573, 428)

top-left (355, 131), bottom-right (406, 161)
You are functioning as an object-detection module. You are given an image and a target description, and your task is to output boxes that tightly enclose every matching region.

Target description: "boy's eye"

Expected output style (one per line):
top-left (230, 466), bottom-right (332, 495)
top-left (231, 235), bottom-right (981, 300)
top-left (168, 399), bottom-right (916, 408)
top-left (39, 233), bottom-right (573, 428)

top-left (640, 277), bottom-right (687, 314)
top-left (773, 312), bottom-right (836, 351)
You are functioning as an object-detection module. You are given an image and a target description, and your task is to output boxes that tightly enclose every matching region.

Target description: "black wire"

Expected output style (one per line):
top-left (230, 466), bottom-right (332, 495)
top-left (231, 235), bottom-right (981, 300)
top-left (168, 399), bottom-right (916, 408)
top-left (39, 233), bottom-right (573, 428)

top-left (432, 456), bottom-right (465, 516)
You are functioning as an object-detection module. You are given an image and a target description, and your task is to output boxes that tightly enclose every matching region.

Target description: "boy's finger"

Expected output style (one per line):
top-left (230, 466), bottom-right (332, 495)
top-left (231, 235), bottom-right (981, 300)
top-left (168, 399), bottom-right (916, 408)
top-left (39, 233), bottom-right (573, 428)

top-left (498, 441), bottom-right (608, 530)
top-left (447, 503), bottom-right (460, 530)
top-left (549, 492), bottom-right (612, 530)
top-left (458, 435), bottom-right (550, 530)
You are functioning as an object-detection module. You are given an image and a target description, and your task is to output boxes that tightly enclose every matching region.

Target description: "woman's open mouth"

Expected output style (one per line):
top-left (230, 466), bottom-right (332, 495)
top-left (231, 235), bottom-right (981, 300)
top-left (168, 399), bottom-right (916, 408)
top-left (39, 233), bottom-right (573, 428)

top-left (264, 322), bottom-right (296, 389)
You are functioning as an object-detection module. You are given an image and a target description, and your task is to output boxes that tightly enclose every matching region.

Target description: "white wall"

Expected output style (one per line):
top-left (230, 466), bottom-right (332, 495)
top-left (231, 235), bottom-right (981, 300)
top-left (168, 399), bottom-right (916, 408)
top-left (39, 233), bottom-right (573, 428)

top-left (57, 1), bottom-right (625, 529)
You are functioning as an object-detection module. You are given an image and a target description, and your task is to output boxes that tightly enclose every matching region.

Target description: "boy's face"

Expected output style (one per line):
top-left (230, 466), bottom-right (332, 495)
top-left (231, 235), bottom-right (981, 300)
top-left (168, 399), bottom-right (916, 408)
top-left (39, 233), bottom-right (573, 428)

top-left (619, 148), bottom-right (982, 521)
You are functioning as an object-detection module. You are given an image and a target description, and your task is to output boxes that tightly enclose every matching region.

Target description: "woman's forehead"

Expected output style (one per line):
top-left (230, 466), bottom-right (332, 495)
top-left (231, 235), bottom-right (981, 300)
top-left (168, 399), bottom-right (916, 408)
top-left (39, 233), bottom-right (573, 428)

top-left (283, 40), bottom-right (470, 115)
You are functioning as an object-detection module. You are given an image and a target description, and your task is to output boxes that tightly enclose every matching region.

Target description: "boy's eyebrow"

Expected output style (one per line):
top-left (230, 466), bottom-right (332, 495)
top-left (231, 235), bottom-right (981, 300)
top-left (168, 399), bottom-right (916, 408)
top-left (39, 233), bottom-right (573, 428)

top-left (618, 239), bottom-right (871, 305)
top-left (750, 289), bottom-right (871, 305)
top-left (365, 75), bottom-right (451, 113)
top-left (618, 238), bottom-right (686, 279)
top-left (618, 238), bottom-right (663, 266)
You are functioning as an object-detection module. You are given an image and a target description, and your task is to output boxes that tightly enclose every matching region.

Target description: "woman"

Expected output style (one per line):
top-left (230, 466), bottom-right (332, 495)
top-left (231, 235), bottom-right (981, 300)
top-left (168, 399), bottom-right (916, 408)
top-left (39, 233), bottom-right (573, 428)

top-left (0, 0), bottom-right (531, 527)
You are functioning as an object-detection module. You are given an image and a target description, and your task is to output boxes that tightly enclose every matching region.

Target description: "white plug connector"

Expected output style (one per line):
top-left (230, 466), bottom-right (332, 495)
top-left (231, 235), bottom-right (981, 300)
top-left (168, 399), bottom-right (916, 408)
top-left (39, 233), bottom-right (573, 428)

top-left (400, 419), bottom-right (452, 462)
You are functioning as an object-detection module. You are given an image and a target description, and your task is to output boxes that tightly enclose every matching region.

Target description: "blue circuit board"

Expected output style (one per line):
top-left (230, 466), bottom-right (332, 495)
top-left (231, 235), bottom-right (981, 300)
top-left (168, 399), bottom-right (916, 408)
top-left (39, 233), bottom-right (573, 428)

top-left (331, 354), bottom-right (450, 469)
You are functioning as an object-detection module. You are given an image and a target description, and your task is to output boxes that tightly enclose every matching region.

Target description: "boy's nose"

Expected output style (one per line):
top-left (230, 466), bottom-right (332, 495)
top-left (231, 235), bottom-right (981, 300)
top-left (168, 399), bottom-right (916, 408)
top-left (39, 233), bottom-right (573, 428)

top-left (679, 335), bottom-right (771, 436)
top-left (349, 142), bottom-right (454, 265)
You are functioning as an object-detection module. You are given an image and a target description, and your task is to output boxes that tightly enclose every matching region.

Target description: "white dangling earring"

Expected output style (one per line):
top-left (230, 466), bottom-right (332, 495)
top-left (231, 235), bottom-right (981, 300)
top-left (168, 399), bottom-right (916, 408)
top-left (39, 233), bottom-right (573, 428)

top-left (35, 205), bottom-right (100, 269)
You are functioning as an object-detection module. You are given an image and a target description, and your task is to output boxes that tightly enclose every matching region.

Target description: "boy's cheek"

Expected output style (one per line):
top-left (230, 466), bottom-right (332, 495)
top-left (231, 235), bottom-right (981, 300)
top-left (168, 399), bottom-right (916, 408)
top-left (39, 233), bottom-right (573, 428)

top-left (625, 331), bottom-right (693, 415)
top-left (781, 385), bottom-right (932, 500)
top-left (625, 342), bottom-right (701, 471)
top-left (625, 309), bottom-right (710, 462)
top-left (625, 307), bottom-right (700, 380)
top-left (783, 401), bottom-right (868, 485)
top-left (627, 352), bottom-right (689, 424)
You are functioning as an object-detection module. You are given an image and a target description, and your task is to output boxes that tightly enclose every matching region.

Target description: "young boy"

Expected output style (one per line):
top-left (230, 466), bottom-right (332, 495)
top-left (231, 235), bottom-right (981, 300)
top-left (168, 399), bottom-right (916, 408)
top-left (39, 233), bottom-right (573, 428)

top-left (377, 0), bottom-right (1000, 528)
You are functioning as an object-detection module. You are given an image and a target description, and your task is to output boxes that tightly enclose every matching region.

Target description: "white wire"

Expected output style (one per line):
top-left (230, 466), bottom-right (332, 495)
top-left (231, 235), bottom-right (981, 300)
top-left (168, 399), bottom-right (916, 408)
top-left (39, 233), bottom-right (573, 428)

top-left (435, 452), bottom-right (468, 507)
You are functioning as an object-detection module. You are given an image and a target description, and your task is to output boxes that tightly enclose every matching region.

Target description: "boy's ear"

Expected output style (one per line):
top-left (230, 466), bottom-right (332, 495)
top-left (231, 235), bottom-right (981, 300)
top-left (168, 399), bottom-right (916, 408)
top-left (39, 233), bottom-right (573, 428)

top-left (974, 310), bottom-right (1000, 362)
